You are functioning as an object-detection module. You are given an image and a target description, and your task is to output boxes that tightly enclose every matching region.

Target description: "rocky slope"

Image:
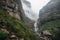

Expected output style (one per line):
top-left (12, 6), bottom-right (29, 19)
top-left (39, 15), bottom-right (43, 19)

top-left (37, 0), bottom-right (60, 40)
top-left (0, 0), bottom-right (35, 32)
top-left (0, 0), bottom-right (37, 40)
top-left (0, 0), bottom-right (25, 20)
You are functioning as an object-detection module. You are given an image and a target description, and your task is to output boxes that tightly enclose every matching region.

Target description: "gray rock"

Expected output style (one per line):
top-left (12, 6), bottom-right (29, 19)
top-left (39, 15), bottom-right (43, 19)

top-left (37, 0), bottom-right (60, 27)
top-left (22, 0), bottom-right (31, 8)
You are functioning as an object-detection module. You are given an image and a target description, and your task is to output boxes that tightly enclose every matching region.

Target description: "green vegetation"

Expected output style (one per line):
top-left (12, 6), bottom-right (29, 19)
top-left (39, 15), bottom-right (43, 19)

top-left (0, 31), bottom-right (8, 40)
top-left (40, 20), bottom-right (60, 40)
top-left (0, 10), bottom-right (37, 40)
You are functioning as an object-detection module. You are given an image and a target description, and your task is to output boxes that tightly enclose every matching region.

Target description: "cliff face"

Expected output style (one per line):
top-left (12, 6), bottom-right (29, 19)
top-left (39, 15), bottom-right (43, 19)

top-left (0, 0), bottom-right (37, 40)
top-left (0, 0), bottom-right (25, 20)
top-left (1, 0), bottom-right (35, 33)
top-left (0, 0), bottom-right (34, 30)
top-left (38, 0), bottom-right (60, 26)
top-left (37, 0), bottom-right (60, 40)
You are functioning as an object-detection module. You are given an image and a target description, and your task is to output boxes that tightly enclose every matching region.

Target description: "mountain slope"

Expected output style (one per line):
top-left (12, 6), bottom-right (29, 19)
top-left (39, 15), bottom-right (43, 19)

top-left (0, 0), bottom-right (37, 40)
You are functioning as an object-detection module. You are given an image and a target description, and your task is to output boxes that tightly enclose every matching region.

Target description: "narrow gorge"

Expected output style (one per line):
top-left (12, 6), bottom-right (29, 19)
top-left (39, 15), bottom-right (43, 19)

top-left (21, 0), bottom-right (50, 33)
top-left (0, 0), bottom-right (60, 40)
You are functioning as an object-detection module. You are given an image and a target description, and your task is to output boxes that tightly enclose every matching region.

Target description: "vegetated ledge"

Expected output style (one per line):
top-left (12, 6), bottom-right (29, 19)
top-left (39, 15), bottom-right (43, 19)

top-left (0, 9), bottom-right (37, 40)
top-left (40, 19), bottom-right (60, 40)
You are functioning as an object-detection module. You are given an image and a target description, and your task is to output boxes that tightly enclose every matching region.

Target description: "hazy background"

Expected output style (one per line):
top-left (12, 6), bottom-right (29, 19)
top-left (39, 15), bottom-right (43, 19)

top-left (22, 0), bottom-right (50, 21)
top-left (27, 0), bottom-right (50, 13)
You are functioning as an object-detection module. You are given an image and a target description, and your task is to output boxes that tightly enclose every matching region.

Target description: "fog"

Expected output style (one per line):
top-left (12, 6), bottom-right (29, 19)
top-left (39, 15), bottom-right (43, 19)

top-left (22, 0), bottom-right (50, 21)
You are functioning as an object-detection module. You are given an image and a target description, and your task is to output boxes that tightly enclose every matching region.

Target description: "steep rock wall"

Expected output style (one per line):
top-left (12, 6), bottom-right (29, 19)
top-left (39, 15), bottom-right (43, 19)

top-left (37, 0), bottom-right (60, 40)
top-left (38, 0), bottom-right (60, 26)
top-left (0, 0), bottom-right (25, 20)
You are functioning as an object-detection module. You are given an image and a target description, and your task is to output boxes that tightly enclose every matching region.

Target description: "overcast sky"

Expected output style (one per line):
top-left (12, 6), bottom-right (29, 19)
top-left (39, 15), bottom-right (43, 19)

top-left (22, 0), bottom-right (50, 21)
top-left (27, 0), bottom-right (50, 13)
top-left (25, 0), bottom-right (50, 21)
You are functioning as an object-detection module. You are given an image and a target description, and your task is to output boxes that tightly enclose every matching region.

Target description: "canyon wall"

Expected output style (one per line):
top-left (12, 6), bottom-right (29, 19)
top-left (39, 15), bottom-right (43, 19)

top-left (37, 0), bottom-right (60, 40)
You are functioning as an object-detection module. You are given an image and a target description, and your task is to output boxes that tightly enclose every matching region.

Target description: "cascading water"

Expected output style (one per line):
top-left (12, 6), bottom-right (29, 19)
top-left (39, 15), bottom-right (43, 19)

top-left (34, 21), bottom-right (38, 32)
top-left (21, 0), bottom-right (50, 33)
top-left (34, 20), bottom-right (40, 36)
top-left (21, 0), bottom-right (39, 33)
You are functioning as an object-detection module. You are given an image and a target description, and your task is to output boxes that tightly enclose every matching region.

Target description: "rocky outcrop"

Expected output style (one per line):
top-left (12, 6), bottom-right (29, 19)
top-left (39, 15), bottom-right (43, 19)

top-left (0, 0), bottom-right (25, 20)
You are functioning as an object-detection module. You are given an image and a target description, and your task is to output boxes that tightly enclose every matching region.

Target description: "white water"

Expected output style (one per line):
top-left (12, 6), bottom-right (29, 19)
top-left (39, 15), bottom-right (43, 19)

top-left (21, 0), bottom-right (50, 32)
top-left (34, 21), bottom-right (38, 32)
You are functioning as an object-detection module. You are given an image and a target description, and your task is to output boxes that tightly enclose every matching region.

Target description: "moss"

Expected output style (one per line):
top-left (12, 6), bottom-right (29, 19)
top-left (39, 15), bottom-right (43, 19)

top-left (0, 9), bottom-right (37, 40)
top-left (40, 20), bottom-right (60, 40)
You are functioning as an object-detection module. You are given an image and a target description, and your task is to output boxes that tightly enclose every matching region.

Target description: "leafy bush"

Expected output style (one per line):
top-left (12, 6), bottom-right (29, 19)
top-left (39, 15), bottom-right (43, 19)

top-left (0, 31), bottom-right (8, 40)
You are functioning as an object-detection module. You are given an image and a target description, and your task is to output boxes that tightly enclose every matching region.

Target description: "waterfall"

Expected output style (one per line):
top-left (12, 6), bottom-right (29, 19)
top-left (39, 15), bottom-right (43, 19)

top-left (34, 21), bottom-right (37, 32)
top-left (21, 0), bottom-right (50, 33)
top-left (34, 20), bottom-right (38, 32)
top-left (34, 20), bottom-right (41, 36)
